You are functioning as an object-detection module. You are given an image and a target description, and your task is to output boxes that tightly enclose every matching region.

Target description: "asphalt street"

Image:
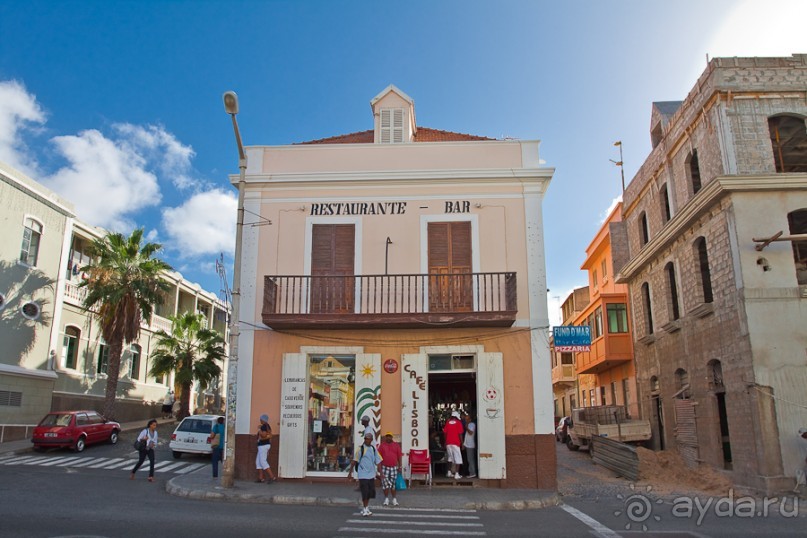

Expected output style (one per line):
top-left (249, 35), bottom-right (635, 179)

top-left (0, 426), bottom-right (805, 537)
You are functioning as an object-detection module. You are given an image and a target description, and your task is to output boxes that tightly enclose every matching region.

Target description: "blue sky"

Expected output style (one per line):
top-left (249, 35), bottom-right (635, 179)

top-left (1, 1), bottom-right (804, 325)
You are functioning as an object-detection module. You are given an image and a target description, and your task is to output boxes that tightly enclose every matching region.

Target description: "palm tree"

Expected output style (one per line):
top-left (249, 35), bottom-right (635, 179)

top-left (149, 312), bottom-right (225, 420)
top-left (81, 229), bottom-right (171, 419)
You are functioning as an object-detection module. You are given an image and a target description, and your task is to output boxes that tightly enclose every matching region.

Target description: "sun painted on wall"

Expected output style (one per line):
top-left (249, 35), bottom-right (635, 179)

top-left (360, 363), bottom-right (377, 378)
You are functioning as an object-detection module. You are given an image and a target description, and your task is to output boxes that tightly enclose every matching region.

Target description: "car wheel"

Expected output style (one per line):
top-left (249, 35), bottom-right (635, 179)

top-left (566, 438), bottom-right (579, 451)
top-left (172, 451), bottom-right (183, 459)
top-left (74, 436), bottom-right (86, 452)
top-left (109, 430), bottom-right (119, 445)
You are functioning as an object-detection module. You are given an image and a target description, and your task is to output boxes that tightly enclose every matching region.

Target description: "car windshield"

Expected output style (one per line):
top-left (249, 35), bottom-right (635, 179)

top-left (39, 414), bottom-right (73, 427)
top-left (177, 418), bottom-right (212, 434)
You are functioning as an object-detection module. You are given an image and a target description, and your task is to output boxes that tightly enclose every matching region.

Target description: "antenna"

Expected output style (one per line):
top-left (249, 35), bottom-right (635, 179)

top-left (215, 253), bottom-right (233, 323)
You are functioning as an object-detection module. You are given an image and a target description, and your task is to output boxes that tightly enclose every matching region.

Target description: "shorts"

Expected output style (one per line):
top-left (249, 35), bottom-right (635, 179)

top-left (256, 443), bottom-right (271, 470)
top-left (381, 465), bottom-right (397, 490)
top-left (446, 444), bottom-right (462, 464)
top-left (359, 478), bottom-right (376, 501)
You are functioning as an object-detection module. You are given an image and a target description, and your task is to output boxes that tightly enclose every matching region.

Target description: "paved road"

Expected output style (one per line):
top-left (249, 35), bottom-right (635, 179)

top-left (1, 427), bottom-right (804, 537)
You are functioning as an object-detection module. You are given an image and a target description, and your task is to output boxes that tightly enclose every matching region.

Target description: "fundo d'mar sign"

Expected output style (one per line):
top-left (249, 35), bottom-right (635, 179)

top-left (553, 325), bottom-right (591, 352)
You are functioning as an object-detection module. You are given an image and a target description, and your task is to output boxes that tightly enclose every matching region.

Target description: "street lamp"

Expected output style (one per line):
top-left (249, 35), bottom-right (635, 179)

top-left (612, 141), bottom-right (626, 192)
top-left (221, 90), bottom-right (246, 489)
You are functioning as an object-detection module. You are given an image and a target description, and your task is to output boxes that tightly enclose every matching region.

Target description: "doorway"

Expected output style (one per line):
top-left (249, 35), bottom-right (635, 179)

top-left (427, 354), bottom-right (477, 478)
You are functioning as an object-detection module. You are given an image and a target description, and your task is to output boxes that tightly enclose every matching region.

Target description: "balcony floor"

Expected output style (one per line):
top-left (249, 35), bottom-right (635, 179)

top-left (261, 311), bottom-right (517, 330)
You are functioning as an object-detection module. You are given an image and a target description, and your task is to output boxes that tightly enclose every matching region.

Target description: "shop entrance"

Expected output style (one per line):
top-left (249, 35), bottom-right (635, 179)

top-left (427, 353), bottom-right (477, 477)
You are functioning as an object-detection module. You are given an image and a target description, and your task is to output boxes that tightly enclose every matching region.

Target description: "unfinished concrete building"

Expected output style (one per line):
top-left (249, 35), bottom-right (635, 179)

top-left (616, 54), bottom-right (807, 493)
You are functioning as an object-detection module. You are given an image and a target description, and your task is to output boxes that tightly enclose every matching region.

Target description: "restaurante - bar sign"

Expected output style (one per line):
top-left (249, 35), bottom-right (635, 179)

top-left (553, 325), bottom-right (591, 352)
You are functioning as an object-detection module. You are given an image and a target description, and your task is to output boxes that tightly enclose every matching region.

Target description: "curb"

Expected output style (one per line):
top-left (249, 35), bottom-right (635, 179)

top-left (165, 475), bottom-right (563, 511)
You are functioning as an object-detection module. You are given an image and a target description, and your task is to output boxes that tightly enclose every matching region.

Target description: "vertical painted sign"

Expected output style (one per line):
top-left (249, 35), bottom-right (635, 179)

top-left (401, 353), bottom-right (428, 476)
top-left (476, 352), bottom-right (506, 479)
top-left (279, 353), bottom-right (307, 478)
top-left (354, 354), bottom-right (381, 445)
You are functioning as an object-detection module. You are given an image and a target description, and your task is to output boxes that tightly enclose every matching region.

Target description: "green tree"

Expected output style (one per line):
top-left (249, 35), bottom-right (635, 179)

top-left (149, 312), bottom-right (225, 420)
top-left (81, 229), bottom-right (171, 419)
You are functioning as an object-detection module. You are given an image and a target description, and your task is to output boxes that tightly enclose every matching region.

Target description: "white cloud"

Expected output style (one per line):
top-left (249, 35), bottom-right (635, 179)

top-left (113, 123), bottom-right (196, 190)
top-left (161, 189), bottom-right (237, 257)
top-left (0, 80), bottom-right (46, 175)
top-left (598, 196), bottom-right (622, 224)
top-left (706, 0), bottom-right (807, 59)
top-left (43, 129), bottom-right (162, 231)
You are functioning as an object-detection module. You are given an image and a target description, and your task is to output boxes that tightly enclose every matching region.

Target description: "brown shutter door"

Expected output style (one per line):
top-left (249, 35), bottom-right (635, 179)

top-left (311, 224), bottom-right (355, 313)
top-left (428, 221), bottom-right (472, 312)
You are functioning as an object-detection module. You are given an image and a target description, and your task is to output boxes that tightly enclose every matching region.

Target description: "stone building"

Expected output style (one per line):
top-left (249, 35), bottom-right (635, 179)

top-left (616, 54), bottom-right (807, 493)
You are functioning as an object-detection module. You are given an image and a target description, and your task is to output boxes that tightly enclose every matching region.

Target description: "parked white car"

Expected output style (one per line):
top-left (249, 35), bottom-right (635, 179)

top-left (169, 414), bottom-right (223, 459)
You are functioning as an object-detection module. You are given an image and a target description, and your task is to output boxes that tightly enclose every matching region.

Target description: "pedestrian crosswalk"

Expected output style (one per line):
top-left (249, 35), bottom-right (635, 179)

top-left (0, 453), bottom-right (207, 475)
top-left (334, 506), bottom-right (486, 536)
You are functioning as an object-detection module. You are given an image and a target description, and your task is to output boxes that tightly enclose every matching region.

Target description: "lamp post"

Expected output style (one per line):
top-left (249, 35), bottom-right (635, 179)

top-left (612, 141), bottom-right (626, 192)
top-left (221, 90), bottom-right (246, 489)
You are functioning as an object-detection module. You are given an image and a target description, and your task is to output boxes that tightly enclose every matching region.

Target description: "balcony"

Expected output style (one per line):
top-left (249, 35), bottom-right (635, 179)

top-left (262, 272), bottom-right (517, 329)
top-left (551, 364), bottom-right (576, 387)
top-left (64, 280), bottom-right (88, 305)
top-left (575, 333), bottom-right (633, 375)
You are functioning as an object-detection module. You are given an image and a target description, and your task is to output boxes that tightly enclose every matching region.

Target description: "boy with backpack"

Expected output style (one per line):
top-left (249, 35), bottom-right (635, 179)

top-left (347, 431), bottom-right (382, 516)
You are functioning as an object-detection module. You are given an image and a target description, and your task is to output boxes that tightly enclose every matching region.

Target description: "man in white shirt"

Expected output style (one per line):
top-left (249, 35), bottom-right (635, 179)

top-left (463, 411), bottom-right (477, 478)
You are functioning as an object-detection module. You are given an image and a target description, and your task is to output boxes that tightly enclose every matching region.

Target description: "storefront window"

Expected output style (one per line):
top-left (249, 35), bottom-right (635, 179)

top-left (307, 354), bottom-right (356, 473)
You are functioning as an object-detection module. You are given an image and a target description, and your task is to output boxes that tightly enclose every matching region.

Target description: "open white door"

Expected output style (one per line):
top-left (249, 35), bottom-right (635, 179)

top-left (279, 353), bottom-right (307, 478)
top-left (476, 351), bottom-right (506, 479)
top-left (401, 353), bottom-right (429, 476)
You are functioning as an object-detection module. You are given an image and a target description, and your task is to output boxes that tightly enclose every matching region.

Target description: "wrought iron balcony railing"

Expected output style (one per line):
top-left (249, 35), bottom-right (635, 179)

top-left (262, 272), bottom-right (517, 329)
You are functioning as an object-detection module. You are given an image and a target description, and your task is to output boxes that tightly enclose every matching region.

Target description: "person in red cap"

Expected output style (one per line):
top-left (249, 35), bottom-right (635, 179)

top-left (378, 432), bottom-right (403, 506)
top-left (442, 410), bottom-right (465, 480)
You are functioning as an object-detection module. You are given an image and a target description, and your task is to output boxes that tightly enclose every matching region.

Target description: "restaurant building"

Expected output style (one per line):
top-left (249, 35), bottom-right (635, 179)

top-left (229, 86), bottom-right (556, 488)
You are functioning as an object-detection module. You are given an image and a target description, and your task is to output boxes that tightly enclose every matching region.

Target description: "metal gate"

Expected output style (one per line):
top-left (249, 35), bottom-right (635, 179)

top-left (673, 398), bottom-right (698, 468)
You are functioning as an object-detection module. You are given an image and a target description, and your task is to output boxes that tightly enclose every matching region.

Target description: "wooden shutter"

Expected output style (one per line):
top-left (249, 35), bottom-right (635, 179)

top-left (428, 222), bottom-right (472, 312)
top-left (477, 352), bottom-right (506, 479)
top-left (380, 108), bottom-right (404, 144)
top-left (673, 398), bottom-right (698, 468)
top-left (279, 353), bottom-right (307, 478)
top-left (311, 224), bottom-right (355, 313)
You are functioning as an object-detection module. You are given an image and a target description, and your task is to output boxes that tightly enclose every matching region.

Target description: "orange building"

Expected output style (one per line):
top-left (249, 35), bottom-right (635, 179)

top-left (571, 203), bottom-right (638, 417)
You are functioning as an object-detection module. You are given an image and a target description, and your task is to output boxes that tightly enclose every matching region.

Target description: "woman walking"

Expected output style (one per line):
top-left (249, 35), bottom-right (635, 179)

top-left (210, 416), bottom-right (225, 478)
top-left (131, 419), bottom-right (158, 482)
top-left (255, 414), bottom-right (275, 483)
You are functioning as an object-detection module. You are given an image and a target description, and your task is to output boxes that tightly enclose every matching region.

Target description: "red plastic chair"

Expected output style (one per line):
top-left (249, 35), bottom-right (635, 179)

top-left (408, 449), bottom-right (432, 487)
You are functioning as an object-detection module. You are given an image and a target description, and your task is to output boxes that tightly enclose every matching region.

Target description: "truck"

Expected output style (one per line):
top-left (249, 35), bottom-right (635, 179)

top-left (566, 405), bottom-right (651, 451)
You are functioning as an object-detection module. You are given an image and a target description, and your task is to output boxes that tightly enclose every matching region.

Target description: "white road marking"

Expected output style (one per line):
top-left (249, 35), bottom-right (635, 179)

top-left (101, 459), bottom-right (134, 469)
top-left (174, 463), bottom-right (206, 474)
top-left (0, 456), bottom-right (41, 465)
top-left (351, 512), bottom-right (479, 520)
top-left (64, 457), bottom-right (107, 467)
top-left (560, 504), bottom-right (621, 538)
top-left (39, 457), bottom-right (82, 466)
top-left (94, 458), bottom-right (126, 468)
top-left (345, 519), bottom-right (482, 527)
top-left (22, 457), bottom-right (54, 465)
top-left (337, 528), bottom-right (485, 536)
top-left (155, 462), bottom-right (187, 472)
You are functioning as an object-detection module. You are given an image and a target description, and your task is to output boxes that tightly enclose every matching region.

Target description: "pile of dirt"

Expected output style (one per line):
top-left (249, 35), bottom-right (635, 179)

top-left (636, 447), bottom-right (733, 495)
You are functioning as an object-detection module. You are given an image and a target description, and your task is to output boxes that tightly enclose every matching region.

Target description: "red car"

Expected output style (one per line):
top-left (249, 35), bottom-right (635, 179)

top-left (31, 410), bottom-right (121, 452)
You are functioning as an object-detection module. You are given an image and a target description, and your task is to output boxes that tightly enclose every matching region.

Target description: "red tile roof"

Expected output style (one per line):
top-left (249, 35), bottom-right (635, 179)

top-left (297, 127), bottom-right (494, 145)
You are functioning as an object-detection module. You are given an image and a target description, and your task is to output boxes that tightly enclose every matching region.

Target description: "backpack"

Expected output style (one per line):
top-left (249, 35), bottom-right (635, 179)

top-left (359, 444), bottom-right (377, 461)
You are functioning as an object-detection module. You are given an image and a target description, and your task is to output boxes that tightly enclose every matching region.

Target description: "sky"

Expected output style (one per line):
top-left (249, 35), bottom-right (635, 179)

top-left (1, 1), bottom-right (805, 325)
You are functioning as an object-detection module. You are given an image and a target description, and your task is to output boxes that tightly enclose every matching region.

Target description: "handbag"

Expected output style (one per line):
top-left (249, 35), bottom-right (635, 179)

top-left (395, 471), bottom-right (407, 490)
top-left (133, 438), bottom-right (145, 451)
top-left (209, 433), bottom-right (221, 448)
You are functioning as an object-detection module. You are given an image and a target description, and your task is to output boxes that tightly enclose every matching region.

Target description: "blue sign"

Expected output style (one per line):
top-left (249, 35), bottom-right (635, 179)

top-left (553, 325), bottom-right (591, 352)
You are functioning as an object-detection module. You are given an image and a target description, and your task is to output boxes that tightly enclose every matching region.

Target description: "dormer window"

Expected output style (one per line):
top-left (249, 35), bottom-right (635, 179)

top-left (380, 108), bottom-right (404, 143)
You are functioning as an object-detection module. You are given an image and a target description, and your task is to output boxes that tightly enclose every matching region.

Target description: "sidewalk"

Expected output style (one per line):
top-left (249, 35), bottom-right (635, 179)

top-left (166, 471), bottom-right (561, 511)
top-left (1, 421), bottom-right (561, 510)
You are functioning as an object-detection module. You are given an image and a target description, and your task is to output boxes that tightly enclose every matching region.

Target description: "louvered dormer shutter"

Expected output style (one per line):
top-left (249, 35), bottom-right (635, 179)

top-left (380, 108), bottom-right (404, 143)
